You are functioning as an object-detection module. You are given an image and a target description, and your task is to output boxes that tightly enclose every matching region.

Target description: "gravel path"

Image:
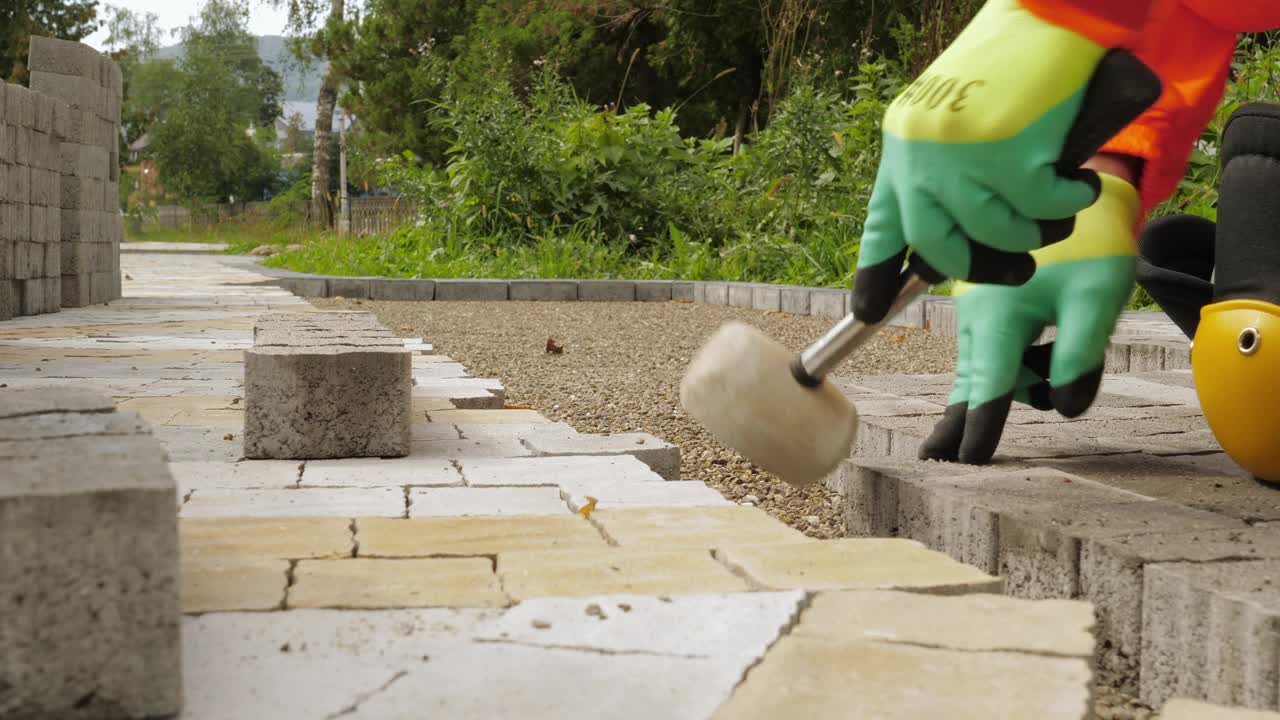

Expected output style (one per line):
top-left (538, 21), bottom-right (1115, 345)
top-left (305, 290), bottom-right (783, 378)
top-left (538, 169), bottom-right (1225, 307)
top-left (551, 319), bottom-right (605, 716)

top-left (314, 297), bottom-right (956, 538)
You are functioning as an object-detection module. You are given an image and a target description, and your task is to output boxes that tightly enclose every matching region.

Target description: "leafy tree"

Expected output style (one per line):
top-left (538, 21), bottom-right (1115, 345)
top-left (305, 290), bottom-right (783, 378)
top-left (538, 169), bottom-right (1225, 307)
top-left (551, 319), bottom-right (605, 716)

top-left (148, 0), bottom-right (284, 203)
top-left (0, 0), bottom-right (100, 83)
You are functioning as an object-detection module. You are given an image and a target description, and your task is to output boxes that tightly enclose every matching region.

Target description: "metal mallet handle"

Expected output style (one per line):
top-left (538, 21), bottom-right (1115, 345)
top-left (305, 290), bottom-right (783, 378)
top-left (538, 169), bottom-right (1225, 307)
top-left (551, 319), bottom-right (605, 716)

top-left (794, 274), bottom-right (931, 383)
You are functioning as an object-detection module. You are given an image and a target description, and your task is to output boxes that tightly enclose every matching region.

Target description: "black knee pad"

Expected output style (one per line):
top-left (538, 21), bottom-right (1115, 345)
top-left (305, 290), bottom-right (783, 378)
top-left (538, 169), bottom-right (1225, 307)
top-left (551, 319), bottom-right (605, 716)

top-left (1217, 102), bottom-right (1280, 306)
top-left (1136, 214), bottom-right (1215, 339)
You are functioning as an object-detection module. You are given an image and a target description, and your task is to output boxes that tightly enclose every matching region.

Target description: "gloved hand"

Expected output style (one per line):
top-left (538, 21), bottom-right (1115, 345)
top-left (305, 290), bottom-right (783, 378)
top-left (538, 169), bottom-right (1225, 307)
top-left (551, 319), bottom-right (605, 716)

top-left (919, 172), bottom-right (1140, 464)
top-left (853, 0), bottom-right (1119, 324)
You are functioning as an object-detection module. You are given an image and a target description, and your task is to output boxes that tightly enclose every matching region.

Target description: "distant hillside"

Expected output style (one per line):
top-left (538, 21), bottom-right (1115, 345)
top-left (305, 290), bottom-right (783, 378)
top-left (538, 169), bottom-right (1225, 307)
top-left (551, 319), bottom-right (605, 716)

top-left (154, 34), bottom-right (327, 103)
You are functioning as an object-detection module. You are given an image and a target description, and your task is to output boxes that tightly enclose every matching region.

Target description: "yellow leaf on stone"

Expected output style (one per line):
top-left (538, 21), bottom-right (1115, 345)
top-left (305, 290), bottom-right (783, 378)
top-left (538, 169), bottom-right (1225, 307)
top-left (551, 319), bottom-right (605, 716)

top-left (578, 496), bottom-right (599, 519)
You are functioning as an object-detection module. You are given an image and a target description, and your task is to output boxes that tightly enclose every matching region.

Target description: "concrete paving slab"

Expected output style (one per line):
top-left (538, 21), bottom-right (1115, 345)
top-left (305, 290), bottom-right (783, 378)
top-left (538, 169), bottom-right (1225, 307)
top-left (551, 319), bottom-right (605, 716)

top-left (357, 515), bottom-right (608, 556)
top-left (522, 431), bottom-right (681, 480)
top-left (409, 486), bottom-right (569, 516)
top-left (475, 591), bottom-right (804, 658)
top-left (300, 457), bottom-right (461, 488)
top-left (171, 460), bottom-right (302, 493)
top-left (428, 408), bottom-right (546, 424)
top-left (409, 437), bottom-right (533, 459)
top-left (181, 487), bottom-right (406, 519)
top-left (560, 478), bottom-right (734, 512)
top-left (459, 454), bottom-right (663, 486)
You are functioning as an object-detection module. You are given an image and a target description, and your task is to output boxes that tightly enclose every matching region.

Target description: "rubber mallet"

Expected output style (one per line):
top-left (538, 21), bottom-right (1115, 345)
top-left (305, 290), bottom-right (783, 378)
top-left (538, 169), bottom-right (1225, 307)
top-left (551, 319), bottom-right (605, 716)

top-left (680, 50), bottom-right (1163, 487)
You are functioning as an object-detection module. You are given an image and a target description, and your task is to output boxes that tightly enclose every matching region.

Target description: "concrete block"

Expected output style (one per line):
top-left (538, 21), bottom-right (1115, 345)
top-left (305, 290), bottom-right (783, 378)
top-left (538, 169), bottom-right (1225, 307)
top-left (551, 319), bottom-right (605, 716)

top-left (49, 97), bottom-right (69, 140)
top-left (509, 279), bottom-right (577, 301)
top-left (369, 278), bottom-right (434, 301)
top-left (435, 279), bottom-right (508, 301)
top-left (0, 389), bottom-right (180, 718)
top-left (104, 179), bottom-right (119, 211)
top-left (42, 242), bottom-right (57, 278)
top-left (0, 123), bottom-right (11, 163)
top-left (578, 280), bottom-right (635, 302)
top-left (671, 281), bottom-right (695, 302)
top-left (58, 142), bottom-right (106, 178)
top-left (60, 241), bottom-right (88, 274)
top-left (1143, 561), bottom-right (1280, 711)
top-left (327, 276), bottom-right (371, 299)
top-left (0, 238), bottom-right (9, 277)
top-left (279, 276), bottom-right (327, 297)
top-left (42, 274), bottom-right (59, 313)
top-left (13, 241), bottom-right (29, 279)
top-left (4, 83), bottom-right (33, 128)
top-left (810, 289), bottom-right (847, 320)
top-left (60, 272), bottom-right (90, 307)
top-left (0, 280), bottom-right (14, 320)
top-left (28, 70), bottom-right (88, 110)
top-left (697, 281), bottom-right (725, 305)
top-left (635, 280), bottom-right (671, 302)
top-left (33, 94), bottom-right (53, 135)
top-left (780, 287), bottom-right (811, 315)
top-left (8, 163), bottom-right (28, 204)
top-left (1082, 527), bottom-right (1280, 692)
top-left (244, 314), bottom-right (413, 459)
top-left (27, 35), bottom-right (96, 78)
top-left (728, 282), bottom-right (754, 307)
top-left (752, 285), bottom-right (782, 312)
top-left (13, 126), bottom-right (28, 166)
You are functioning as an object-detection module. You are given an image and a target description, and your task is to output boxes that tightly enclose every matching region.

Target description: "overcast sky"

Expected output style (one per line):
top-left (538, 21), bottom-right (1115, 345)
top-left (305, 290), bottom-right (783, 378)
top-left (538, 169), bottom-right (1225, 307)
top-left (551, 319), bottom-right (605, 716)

top-left (82, 0), bottom-right (293, 51)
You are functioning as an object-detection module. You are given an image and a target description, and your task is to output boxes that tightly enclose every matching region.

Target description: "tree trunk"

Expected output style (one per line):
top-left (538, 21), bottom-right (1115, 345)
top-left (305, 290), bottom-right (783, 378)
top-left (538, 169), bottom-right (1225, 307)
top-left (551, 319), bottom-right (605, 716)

top-left (310, 0), bottom-right (343, 228)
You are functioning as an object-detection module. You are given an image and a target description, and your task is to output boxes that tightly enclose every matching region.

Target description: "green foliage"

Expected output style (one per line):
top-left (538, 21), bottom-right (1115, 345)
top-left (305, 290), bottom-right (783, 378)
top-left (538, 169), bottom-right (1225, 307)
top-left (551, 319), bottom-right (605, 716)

top-left (0, 0), bottom-right (99, 83)
top-left (145, 0), bottom-right (286, 205)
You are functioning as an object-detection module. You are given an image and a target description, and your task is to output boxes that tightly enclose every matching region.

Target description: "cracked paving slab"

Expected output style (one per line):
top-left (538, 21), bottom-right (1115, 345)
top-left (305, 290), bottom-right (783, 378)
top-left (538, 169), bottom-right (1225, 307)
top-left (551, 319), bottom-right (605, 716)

top-left (180, 593), bottom-right (803, 720)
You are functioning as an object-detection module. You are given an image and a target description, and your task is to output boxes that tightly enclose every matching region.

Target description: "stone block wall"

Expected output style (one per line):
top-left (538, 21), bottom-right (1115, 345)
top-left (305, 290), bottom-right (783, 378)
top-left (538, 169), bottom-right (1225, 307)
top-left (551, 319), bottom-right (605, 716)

top-left (28, 36), bottom-right (124, 308)
top-left (0, 81), bottom-right (66, 318)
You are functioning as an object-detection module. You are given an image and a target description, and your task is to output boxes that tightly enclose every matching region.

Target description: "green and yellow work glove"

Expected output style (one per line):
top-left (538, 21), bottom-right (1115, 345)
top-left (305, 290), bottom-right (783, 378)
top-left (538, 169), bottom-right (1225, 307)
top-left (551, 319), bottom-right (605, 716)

top-left (853, 0), bottom-right (1118, 323)
top-left (919, 172), bottom-right (1140, 464)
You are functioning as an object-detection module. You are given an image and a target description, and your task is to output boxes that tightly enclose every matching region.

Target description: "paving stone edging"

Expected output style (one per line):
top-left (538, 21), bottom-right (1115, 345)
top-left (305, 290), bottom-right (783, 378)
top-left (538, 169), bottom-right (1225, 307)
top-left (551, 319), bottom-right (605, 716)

top-left (261, 268), bottom-right (1189, 369)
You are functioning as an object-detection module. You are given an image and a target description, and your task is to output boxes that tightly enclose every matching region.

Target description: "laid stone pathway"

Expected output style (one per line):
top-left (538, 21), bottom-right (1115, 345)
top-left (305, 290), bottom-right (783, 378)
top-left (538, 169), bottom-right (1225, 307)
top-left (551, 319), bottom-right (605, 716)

top-left (5, 250), bottom-right (1272, 719)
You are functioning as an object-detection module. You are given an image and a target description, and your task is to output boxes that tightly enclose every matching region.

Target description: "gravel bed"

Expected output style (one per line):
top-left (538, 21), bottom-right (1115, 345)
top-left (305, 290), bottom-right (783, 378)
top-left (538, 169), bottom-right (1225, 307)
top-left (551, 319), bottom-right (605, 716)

top-left (314, 296), bottom-right (956, 538)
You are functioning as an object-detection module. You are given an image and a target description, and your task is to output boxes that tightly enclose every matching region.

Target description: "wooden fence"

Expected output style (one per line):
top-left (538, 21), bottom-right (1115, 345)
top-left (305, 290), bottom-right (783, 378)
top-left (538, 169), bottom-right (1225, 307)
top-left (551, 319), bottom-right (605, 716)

top-left (307, 196), bottom-right (420, 236)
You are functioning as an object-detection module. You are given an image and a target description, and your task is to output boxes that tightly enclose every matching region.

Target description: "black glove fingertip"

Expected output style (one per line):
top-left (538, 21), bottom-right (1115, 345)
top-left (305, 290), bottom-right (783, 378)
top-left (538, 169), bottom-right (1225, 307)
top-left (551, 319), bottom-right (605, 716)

top-left (919, 403), bottom-right (967, 462)
top-left (1038, 216), bottom-right (1076, 247)
top-left (958, 392), bottom-right (1015, 465)
top-left (1050, 365), bottom-right (1105, 418)
top-left (852, 247), bottom-right (909, 324)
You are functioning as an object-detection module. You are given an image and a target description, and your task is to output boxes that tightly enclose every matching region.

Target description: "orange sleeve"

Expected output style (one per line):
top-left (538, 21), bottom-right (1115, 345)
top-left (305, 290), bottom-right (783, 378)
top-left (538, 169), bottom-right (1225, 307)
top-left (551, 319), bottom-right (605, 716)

top-left (1181, 2), bottom-right (1280, 33)
top-left (1019, 0), bottom-right (1156, 45)
top-left (1099, 1), bottom-right (1280, 220)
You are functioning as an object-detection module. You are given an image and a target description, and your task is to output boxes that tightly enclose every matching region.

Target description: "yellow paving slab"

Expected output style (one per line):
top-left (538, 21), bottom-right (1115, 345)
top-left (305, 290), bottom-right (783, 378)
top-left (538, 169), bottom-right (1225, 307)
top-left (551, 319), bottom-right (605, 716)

top-left (0, 348), bottom-right (244, 363)
top-left (119, 396), bottom-right (242, 424)
top-left (0, 318), bottom-right (253, 339)
top-left (412, 397), bottom-right (457, 413)
top-left (715, 539), bottom-right (1003, 594)
top-left (498, 547), bottom-right (750, 599)
top-left (181, 556), bottom-right (288, 613)
top-left (427, 409), bottom-right (549, 424)
top-left (167, 408), bottom-right (245, 428)
top-left (590, 507), bottom-right (810, 550)
top-left (357, 515), bottom-right (608, 557)
top-left (711, 634), bottom-right (1091, 720)
top-left (180, 518), bottom-right (353, 561)
top-left (797, 591), bottom-right (1095, 658)
top-left (289, 558), bottom-right (509, 609)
